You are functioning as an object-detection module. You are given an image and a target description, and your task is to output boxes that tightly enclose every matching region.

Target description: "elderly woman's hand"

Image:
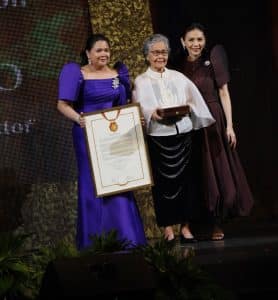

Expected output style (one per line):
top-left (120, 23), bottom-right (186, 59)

top-left (151, 109), bottom-right (163, 121)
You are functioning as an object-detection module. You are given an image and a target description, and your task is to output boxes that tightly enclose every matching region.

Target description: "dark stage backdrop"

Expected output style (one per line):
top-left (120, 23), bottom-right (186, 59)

top-left (149, 0), bottom-right (277, 215)
top-left (0, 0), bottom-right (90, 184)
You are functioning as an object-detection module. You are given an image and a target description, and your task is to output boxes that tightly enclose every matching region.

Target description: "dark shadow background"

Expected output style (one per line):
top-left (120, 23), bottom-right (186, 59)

top-left (149, 0), bottom-right (277, 218)
top-left (0, 0), bottom-right (91, 231)
top-left (0, 0), bottom-right (91, 184)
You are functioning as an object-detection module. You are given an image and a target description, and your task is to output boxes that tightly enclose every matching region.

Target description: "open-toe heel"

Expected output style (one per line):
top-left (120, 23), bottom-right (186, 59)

top-left (211, 233), bottom-right (224, 241)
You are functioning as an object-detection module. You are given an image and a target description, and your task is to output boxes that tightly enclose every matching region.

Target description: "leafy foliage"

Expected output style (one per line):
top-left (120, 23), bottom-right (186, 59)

top-left (81, 229), bottom-right (132, 255)
top-left (28, 238), bottom-right (79, 299)
top-left (1, 231), bottom-right (233, 300)
top-left (137, 239), bottom-right (234, 300)
top-left (0, 232), bottom-right (32, 298)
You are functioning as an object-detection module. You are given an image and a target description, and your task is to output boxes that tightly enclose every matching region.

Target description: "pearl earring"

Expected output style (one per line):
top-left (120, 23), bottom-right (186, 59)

top-left (88, 58), bottom-right (91, 65)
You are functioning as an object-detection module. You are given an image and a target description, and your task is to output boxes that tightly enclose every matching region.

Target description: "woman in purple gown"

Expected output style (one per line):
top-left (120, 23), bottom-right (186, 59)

top-left (174, 23), bottom-right (254, 240)
top-left (57, 34), bottom-right (146, 250)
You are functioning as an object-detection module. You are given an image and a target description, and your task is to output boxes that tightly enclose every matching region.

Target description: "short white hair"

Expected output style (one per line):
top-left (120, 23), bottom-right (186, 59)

top-left (142, 34), bottom-right (171, 59)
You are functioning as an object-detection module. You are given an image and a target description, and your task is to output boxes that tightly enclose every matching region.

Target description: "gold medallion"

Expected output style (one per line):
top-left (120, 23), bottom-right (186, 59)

top-left (101, 109), bottom-right (120, 132)
top-left (109, 121), bottom-right (118, 132)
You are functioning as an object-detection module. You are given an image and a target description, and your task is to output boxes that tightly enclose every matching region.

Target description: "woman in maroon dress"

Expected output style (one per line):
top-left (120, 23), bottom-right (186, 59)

top-left (174, 23), bottom-right (254, 240)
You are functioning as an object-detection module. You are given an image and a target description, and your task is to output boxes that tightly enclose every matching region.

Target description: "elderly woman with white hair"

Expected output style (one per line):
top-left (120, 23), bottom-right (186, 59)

top-left (132, 34), bottom-right (215, 243)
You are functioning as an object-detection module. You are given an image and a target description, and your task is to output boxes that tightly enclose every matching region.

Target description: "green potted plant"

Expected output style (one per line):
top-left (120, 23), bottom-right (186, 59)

top-left (138, 239), bottom-right (234, 300)
top-left (1, 230), bottom-right (234, 300)
top-left (81, 229), bottom-right (132, 255)
top-left (0, 232), bottom-right (32, 300)
top-left (29, 238), bottom-right (79, 299)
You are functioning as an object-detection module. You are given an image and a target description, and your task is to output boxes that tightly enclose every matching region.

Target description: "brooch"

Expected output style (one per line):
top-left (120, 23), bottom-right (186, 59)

top-left (204, 60), bottom-right (211, 66)
top-left (112, 77), bottom-right (120, 89)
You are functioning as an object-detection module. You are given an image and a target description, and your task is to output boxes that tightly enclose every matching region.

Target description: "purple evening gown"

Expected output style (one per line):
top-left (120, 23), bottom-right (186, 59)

top-left (58, 62), bottom-right (146, 250)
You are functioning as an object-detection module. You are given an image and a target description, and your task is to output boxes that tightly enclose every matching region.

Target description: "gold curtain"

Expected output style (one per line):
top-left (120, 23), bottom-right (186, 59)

top-left (88, 0), bottom-right (152, 81)
top-left (88, 0), bottom-right (162, 238)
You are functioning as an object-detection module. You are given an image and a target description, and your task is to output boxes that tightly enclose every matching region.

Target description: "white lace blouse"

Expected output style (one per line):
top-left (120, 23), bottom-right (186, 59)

top-left (132, 67), bottom-right (215, 136)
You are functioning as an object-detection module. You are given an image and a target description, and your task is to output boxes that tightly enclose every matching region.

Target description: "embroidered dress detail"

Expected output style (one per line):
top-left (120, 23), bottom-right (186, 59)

top-left (112, 77), bottom-right (120, 89)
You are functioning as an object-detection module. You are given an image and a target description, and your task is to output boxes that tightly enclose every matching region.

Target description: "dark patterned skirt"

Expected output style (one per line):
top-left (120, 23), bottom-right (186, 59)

top-left (147, 132), bottom-right (199, 227)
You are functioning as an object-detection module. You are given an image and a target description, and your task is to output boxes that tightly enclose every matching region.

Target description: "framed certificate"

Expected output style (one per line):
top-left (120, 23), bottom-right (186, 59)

top-left (83, 103), bottom-right (153, 197)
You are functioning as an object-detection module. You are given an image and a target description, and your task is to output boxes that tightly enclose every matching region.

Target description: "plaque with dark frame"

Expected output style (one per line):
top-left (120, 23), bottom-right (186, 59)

top-left (157, 105), bottom-right (190, 118)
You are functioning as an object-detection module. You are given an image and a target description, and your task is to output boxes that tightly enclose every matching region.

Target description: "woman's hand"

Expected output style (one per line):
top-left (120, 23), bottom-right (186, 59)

top-left (140, 116), bottom-right (145, 127)
top-left (226, 126), bottom-right (236, 149)
top-left (78, 112), bottom-right (86, 128)
top-left (151, 109), bottom-right (163, 121)
top-left (218, 84), bottom-right (236, 149)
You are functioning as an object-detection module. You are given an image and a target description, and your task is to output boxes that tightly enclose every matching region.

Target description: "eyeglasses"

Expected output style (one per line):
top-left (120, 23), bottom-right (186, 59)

top-left (150, 50), bottom-right (169, 56)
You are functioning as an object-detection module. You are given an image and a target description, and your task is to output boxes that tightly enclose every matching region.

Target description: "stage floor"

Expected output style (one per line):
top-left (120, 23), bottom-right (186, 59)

top-left (169, 218), bottom-right (278, 299)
